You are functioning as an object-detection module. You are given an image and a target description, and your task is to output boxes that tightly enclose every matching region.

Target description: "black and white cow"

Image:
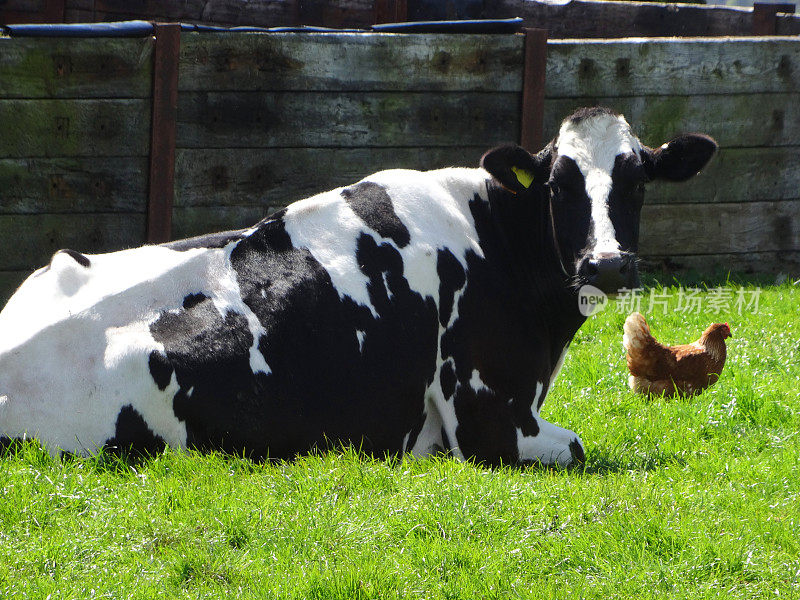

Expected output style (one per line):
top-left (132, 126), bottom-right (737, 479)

top-left (0, 108), bottom-right (716, 466)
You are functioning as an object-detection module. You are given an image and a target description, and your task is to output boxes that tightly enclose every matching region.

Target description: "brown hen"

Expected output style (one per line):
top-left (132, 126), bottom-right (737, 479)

top-left (623, 312), bottom-right (731, 397)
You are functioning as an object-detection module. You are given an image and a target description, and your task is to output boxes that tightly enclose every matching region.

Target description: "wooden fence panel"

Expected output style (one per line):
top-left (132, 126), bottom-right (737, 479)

top-left (178, 33), bottom-right (524, 93)
top-left (0, 30), bottom-right (797, 297)
top-left (0, 38), bottom-right (154, 99)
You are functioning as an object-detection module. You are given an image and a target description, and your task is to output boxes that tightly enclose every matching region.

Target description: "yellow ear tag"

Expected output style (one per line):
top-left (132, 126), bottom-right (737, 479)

top-left (511, 166), bottom-right (534, 189)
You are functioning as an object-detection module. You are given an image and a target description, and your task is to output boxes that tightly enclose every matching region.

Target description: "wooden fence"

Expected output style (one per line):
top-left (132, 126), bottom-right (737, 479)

top-left (0, 30), bottom-right (798, 303)
top-left (1, 0), bottom-right (799, 37)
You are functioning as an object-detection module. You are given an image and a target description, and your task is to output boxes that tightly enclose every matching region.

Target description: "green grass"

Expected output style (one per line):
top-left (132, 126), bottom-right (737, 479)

top-left (1, 278), bottom-right (798, 599)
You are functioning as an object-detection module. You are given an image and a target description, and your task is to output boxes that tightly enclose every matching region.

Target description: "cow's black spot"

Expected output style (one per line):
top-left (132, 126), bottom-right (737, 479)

top-left (569, 439), bottom-right (585, 465)
top-left (440, 360), bottom-right (457, 400)
top-left (148, 351), bottom-right (173, 391)
top-left (341, 181), bottom-right (411, 248)
top-left (440, 426), bottom-right (451, 452)
top-left (165, 229), bottom-right (245, 251)
top-left (182, 292), bottom-right (207, 310)
top-left (104, 405), bottom-right (166, 455)
top-left (515, 407), bottom-right (540, 437)
top-left (57, 249), bottom-right (91, 267)
top-left (437, 248), bottom-right (466, 328)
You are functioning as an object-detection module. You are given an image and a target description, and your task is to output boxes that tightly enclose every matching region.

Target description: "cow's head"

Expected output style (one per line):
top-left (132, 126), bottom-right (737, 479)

top-left (481, 107), bottom-right (717, 295)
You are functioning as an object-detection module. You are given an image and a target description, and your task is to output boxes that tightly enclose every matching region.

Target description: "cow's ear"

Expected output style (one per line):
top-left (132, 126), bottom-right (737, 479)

top-left (643, 134), bottom-right (718, 182)
top-left (481, 144), bottom-right (550, 194)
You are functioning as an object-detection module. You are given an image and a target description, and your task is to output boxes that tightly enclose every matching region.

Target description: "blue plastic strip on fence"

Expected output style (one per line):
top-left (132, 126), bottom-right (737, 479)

top-left (4, 20), bottom-right (155, 37)
top-left (2, 18), bottom-right (523, 37)
top-left (371, 17), bottom-right (523, 33)
top-left (179, 23), bottom-right (366, 33)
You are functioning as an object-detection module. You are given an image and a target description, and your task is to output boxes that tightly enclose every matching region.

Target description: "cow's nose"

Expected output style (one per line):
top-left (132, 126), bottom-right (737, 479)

top-left (579, 253), bottom-right (635, 294)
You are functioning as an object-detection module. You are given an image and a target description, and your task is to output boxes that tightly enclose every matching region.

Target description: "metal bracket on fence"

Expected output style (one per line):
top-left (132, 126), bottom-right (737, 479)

top-left (147, 22), bottom-right (181, 244)
top-left (520, 28), bottom-right (548, 152)
top-left (753, 3), bottom-right (796, 35)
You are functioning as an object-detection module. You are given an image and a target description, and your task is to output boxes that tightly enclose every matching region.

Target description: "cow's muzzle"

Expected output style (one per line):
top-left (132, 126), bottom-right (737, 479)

top-left (577, 252), bottom-right (639, 294)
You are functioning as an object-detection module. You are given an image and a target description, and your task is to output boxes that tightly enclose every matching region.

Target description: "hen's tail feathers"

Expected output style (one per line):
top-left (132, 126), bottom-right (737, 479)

top-left (622, 312), bottom-right (653, 354)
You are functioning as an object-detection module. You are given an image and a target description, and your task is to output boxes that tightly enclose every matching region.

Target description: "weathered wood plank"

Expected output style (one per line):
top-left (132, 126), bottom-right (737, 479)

top-left (175, 144), bottom-right (800, 210)
top-left (73, 0), bottom-right (207, 21)
top-left (0, 213), bottom-right (146, 271)
top-left (0, 0), bottom-right (46, 11)
top-left (543, 94), bottom-right (800, 149)
top-left (0, 99), bottom-right (150, 158)
top-left (486, 0), bottom-right (800, 38)
top-left (177, 91), bottom-right (520, 149)
top-left (66, 0), bottom-right (377, 27)
top-left (546, 38), bottom-right (800, 98)
top-left (0, 157), bottom-right (148, 214)
top-left (174, 146), bottom-right (487, 208)
top-left (0, 37), bottom-right (154, 100)
top-left (640, 251), bottom-right (800, 276)
top-left (639, 200), bottom-right (800, 257)
top-left (172, 206), bottom-right (271, 241)
top-left (178, 33), bottom-right (524, 93)
top-left (646, 147), bottom-right (800, 206)
top-left (199, 0), bottom-right (306, 27)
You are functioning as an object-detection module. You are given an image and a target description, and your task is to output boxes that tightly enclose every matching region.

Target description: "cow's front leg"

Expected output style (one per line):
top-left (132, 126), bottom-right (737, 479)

top-left (516, 417), bottom-right (584, 467)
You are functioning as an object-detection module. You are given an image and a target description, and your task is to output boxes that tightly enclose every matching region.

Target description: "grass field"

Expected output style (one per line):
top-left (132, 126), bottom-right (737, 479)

top-left (1, 277), bottom-right (798, 599)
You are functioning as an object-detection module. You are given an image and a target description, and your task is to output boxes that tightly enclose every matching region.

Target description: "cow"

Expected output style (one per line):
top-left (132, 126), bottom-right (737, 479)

top-left (0, 107), bottom-right (717, 466)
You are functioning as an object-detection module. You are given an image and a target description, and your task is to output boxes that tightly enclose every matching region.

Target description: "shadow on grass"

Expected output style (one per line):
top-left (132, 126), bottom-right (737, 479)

top-left (1, 435), bottom-right (688, 478)
top-left (579, 446), bottom-right (688, 475)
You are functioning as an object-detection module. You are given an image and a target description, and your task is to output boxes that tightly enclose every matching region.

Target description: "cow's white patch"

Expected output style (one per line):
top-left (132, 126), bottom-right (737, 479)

top-left (469, 369), bottom-right (492, 394)
top-left (356, 330), bottom-right (366, 353)
top-left (556, 113), bottom-right (642, 257)
top-left (531, 381), bottom-right (544, 415)
top-left (418, 355), bottom-right (464, 460)
top-left (549, 344), bottom-right (570, 393)
top-left (409, 399), bottom-right (444, 457)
